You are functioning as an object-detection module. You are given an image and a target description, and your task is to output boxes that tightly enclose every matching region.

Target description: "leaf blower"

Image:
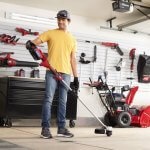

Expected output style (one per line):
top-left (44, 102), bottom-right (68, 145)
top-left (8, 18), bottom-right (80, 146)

top-left (0, 52), bottom-right (39, 67)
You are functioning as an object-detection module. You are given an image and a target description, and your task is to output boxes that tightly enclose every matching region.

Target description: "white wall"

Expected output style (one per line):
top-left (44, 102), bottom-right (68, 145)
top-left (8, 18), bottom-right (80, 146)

top-left (0, 2), bottom-right (150, 118)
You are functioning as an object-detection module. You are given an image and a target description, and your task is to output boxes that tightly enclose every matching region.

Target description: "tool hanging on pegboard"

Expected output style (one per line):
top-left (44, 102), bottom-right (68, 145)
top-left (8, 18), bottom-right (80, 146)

top-left (115, 58), bottom-right (123, 71)
top-left (31, 69), bottom-right (40, 78)
top-left (127, 48), bottom-right (136, 86)
top-left (77, 39), bottom-right (124, 56)
top-left (0, 52), bottom-right (39, 67)
top-left (15, 69), bottom-right (25, 77)
top-left (78, 45), bottom-right (97, 92)
top-left (79, 45), bottom-right (97, 64)
top-left (91, 45), bottom-right (97, 94)
top-left (0, 34), bottom-right (20, 45)
top-left (0, 34), bottom-right (43, 47)
top-left (79, 53), bottom-right (91, 64)
top-left (16, 27), bottom-right (39, 36)
top-left (101, 42), bottom-right (124, 56)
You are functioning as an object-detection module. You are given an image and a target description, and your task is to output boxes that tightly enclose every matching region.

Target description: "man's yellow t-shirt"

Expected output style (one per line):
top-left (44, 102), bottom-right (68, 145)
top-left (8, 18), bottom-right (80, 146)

top-left (39, 29), bottom-right (77, 75)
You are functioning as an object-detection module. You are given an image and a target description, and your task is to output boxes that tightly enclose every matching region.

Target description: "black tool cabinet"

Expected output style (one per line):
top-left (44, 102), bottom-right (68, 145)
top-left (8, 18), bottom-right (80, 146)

top-left (0, 76), bottom-right (77, 127)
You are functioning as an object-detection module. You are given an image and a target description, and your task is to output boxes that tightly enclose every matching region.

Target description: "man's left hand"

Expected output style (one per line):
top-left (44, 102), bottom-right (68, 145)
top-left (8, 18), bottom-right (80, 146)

top-left (73, 77), bottom-right (79, 90)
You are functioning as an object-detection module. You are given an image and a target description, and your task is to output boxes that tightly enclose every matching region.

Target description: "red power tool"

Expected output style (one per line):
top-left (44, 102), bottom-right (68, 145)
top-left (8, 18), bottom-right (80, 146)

top-left (0, 34), bottom-right (44, 47)
top-left (78, 40), bottom-right (124, 56)
top-left (0, 34), bottom-right (20, 45)
top-left (101, 42), bottom-right (124, 56)
top-left (129, 48), bottom-right (136, 72)
top-left (16, 27), bottom-right (39, 36)
top-left (127, 48), bottom-right (136, 81)
top-left (0, 52), bottom-right (39, 67)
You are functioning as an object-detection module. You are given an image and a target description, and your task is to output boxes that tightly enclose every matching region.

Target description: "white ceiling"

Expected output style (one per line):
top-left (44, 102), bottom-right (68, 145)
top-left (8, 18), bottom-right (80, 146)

top-left (0, 0), bottom-right (148, 19)
top-left (0, 0), bottom-right (150, 33)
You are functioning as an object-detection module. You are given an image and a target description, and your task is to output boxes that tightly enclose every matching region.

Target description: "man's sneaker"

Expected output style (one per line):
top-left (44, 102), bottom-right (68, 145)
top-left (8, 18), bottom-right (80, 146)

top-left (41, 128), bottom-right (52, 139)
top-left (57, 128), bottom-right (74, 138)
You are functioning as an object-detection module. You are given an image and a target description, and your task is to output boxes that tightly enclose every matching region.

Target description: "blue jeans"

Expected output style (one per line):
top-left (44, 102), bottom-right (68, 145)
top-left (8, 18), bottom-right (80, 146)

top-left (41, 70), bottom-right (71, 129)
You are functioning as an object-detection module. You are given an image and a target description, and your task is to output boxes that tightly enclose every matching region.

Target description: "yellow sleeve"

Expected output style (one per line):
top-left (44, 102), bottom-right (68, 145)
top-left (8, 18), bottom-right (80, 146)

top-left (39, 30), bottom-right (51, 43)
top-left (72, 38), bottom-right (77, 52)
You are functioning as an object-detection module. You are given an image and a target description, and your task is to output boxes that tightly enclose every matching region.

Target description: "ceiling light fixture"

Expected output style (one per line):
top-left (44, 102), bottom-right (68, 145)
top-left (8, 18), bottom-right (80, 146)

top-left (7, 12), bottom-right (57, 26)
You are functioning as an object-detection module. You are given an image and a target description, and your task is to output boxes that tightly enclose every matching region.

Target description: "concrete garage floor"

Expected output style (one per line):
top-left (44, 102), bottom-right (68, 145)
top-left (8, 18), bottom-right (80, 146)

top-left (0, 127), bottom-right (150, 150)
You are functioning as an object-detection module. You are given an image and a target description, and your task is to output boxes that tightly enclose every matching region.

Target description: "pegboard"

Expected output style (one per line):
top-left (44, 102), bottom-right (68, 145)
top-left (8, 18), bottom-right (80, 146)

top-left (0, 20), bottom-right (150, 93)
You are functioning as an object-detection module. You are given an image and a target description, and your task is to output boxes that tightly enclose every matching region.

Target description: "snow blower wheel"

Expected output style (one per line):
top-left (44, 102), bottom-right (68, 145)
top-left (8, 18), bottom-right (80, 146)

top-left (116, 111), bottom-right (131, 128)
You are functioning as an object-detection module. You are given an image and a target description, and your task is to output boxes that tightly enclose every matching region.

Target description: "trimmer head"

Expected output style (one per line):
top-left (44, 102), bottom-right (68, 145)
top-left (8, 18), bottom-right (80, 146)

top-left (95, 126), bottom-right (112, 137)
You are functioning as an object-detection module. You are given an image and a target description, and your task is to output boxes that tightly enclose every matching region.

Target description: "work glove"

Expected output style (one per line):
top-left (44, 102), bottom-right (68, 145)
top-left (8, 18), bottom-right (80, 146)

top-left (73, 77), bottom-right (79, 91)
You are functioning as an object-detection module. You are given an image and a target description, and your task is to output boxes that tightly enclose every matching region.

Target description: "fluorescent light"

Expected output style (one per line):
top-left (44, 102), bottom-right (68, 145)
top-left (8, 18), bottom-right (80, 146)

top-left (9, 13), bottom-right (57, 26)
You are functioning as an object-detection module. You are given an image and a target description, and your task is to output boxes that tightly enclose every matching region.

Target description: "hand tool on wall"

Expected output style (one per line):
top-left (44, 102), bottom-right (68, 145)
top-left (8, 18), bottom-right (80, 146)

top-left (0, 52), bottom-right (39, 67)
top-left (79, 45), bottom-right (97, 93)
top-left (16, 27), bottom-right (39, 36)
top-left (26, 40), bottom-right (112, 137)
top-left (93, 45), bottom-right (97, 62)
top-left (91, 45), bottom-right (97, 94)
top-left (79, 53), bottom-right (91, 64)
top-left (115, 58), bottom-right (123, 71)
top-left (79, 45), bottom-right (97, 64)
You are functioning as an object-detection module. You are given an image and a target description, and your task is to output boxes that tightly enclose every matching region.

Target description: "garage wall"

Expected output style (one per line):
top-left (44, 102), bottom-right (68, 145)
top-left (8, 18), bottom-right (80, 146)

top-left (0, 2), bottom-right (150, 118)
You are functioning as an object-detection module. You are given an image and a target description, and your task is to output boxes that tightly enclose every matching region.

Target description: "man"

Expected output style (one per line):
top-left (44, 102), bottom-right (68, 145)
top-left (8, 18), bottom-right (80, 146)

top-left (26, 10), bottom-right (79, 139)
